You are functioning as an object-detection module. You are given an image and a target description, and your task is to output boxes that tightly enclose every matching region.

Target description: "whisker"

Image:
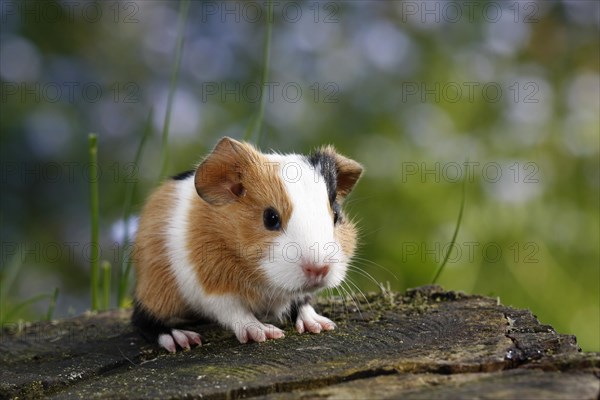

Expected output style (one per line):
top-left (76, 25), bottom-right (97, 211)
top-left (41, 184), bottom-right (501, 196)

top-left (346, 265), bottom-right (384, 288)
top-left (355, 226), bottom-right (386, 240)
top-left (339, 281), bottom-right (363, 320)
top-left (351, 255), bottom-right (399, 281)
top-left (344, 277), bottom-right (372, 311)
top-left (333, 285), bottom-right (350, 321)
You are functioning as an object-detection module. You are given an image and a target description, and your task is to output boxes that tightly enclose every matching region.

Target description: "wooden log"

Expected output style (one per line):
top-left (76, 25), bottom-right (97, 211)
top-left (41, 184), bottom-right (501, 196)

top-left (1, 286), bottom-right (598, 399)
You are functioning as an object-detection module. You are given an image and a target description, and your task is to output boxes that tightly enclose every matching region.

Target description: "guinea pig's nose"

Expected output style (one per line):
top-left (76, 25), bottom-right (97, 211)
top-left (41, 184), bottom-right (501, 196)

top-left (302, 263), bottom-right (330, 280)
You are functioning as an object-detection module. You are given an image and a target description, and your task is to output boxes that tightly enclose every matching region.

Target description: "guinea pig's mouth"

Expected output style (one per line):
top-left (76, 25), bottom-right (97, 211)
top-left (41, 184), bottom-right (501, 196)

top-left (303, 277), bottom-right (330, 291)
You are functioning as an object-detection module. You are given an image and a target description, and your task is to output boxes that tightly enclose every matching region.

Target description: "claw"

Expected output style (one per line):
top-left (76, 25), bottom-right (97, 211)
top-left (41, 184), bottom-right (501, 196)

top-left (180, 329), bottom-right (202, 346)
top-left (235, 322), bottom-right (285, 343)
top-left (157, 329), bottom-right (202, 352)
top-left (171, 329), bottom-right (190, 350)
top-left (158, 333), bottom-right (177, 353)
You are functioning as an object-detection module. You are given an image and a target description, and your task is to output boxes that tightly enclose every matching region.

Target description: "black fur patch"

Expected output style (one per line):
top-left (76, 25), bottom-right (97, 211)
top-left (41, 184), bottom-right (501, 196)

top-left (307, 151), bottom-right (337, 204)
top-left (289, 294), bottom-right (313, 322)
top-left (171, 170), bottom-right (195, 181)
top-left (332, 200), bottom-right (342, 225)
top-left (131, 300), bottom-right (171, 343)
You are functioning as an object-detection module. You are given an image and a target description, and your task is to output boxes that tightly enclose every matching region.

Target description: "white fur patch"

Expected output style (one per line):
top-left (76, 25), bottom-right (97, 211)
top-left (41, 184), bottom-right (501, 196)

top-left (167, 176), bottom-right (207, 310)
top-left (260, 154), bottom-right (349, 293)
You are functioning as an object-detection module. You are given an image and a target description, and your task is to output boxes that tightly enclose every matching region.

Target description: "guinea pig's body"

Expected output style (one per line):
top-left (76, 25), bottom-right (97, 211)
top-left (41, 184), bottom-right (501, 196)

top-left (132, 137), bottom-right (362, 352)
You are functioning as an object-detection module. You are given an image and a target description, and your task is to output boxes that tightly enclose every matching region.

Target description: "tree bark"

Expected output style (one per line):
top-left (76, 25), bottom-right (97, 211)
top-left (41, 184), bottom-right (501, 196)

top-left (1, 286), bottom-right (598, 399)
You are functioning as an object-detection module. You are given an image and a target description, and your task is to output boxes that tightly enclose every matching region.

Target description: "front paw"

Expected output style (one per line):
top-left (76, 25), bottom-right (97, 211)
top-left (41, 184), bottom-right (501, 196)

top-left (295, 304), bottom-right (336, 334)
top-left (235, 321), bottom-right (285, 344)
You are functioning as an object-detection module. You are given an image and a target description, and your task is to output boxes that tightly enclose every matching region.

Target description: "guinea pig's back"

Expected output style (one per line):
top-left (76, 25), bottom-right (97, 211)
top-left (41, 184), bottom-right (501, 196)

top-left (134, 179), bottom-right (189, 320)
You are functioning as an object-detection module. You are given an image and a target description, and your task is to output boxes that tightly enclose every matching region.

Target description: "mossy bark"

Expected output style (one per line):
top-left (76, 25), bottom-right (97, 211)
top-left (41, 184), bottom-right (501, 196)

top-left (1, 286), bottom-right (598, 399)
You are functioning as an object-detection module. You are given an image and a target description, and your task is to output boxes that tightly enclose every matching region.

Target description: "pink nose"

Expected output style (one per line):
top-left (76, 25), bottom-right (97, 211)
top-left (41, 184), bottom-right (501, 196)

top-left (302, 263), bottom-right (330, 280)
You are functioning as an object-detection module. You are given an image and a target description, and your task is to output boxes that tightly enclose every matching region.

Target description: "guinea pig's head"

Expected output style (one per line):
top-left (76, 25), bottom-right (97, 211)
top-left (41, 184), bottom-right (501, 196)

top-left (194, 137), bottom-right (363, 294)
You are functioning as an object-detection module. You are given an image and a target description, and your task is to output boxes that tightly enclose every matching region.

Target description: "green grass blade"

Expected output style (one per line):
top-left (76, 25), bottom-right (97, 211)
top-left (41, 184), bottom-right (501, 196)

top-left (4, 293), bottom-right (52, 323)
top-left (46, 287), bottom-right (59, 321)
top-left (117, 108), bottom-right (153, 307)
top-left (121, 256), bottom-right (134, 308)
top-left (89, 133), bottom-right (99, 311)
top-left (0, 254), bottom-right (22, 323)
top-left (0, 254), bottom-right (22, 303)
top-left (102, 261), bottom-right (111, 310)
top-left (244, 0), bottom-right (274, 143)
top-left (431, 177), bottom-right (466, 285)
top-left (159, 0), bottom-right (191, 180)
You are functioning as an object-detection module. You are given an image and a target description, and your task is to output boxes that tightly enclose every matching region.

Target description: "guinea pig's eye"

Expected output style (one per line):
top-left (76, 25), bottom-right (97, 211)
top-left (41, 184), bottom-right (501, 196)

top-left (263, 207), bottom-right (281, 231)
top-left (333, 202), bottom-right (341, 225)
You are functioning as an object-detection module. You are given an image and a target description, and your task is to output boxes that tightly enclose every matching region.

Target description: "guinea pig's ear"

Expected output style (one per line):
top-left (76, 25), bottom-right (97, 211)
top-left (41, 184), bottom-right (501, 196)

top-left (333, 151), bottom-right (363, 199)
top-left (194, 137), bottom-right (248, 205)
top-left (321, 146), bottom-right (363, 199)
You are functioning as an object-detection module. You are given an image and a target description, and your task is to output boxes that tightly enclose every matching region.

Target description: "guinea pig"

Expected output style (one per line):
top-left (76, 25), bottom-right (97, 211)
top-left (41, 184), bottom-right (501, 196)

top-left (131, 137), bottom-right (363, 352)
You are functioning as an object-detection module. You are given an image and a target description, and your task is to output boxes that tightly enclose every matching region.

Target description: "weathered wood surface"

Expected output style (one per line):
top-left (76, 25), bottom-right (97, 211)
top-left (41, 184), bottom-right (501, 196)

top-left (1, 286), bottom-right (598, 399)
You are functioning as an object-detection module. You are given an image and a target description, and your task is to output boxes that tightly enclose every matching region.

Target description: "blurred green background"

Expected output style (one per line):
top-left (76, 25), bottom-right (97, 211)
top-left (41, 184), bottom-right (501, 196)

top-left (0, 1), bottom-right (598, 351)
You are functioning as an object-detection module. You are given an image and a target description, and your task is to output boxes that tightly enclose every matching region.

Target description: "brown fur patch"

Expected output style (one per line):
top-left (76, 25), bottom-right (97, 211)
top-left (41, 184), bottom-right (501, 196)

top-left (187, 140), bottom-right (293, 308)
top-left (134, 181), bottom-right (189, 320)
top-left (320, 146), bottom-right (362, 261)
top-left (335, 215), bottom-right (358, 261)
